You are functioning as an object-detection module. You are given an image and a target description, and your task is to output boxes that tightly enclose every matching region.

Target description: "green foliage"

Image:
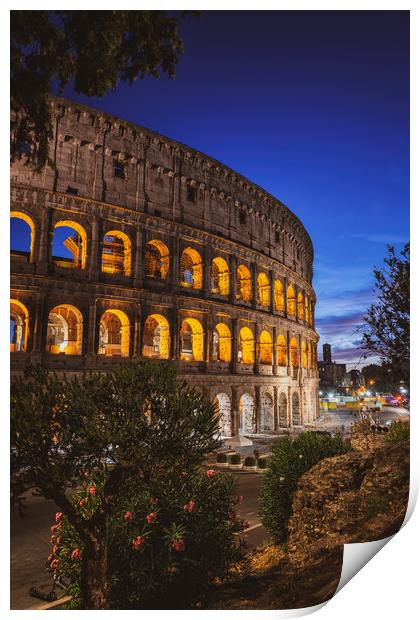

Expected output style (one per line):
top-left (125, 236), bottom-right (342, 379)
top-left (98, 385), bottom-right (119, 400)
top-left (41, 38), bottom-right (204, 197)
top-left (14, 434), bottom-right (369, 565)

top-left (229, 454), bottom-right (241, 465)
top-left (50, 468), bottom-right (246, 609)
top-left (385, 421), bottom-right (410, 444)
top-left (216, 453), bottom-right (228, 463)
top-left (243, 456), bottom-right (256, 467)
top-left (259, 432), bottom-right (350, 544)
top-left (11, 10), bottom-right (197, 170)
top-left (257, 458), bottom-right (269, 469)
top-left (361, 243), bottom-right (410, 384)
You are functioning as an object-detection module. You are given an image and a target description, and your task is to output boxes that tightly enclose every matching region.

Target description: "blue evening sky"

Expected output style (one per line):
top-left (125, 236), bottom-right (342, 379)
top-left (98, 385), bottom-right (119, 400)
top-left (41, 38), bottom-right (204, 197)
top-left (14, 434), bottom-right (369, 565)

top-left (11, 10), bottom-right (409, 367)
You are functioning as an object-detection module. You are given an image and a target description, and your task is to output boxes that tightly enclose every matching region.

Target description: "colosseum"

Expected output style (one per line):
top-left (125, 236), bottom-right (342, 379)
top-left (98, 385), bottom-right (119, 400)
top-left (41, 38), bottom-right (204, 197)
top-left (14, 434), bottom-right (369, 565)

top-left (10, 97), bottom-right (320, 437)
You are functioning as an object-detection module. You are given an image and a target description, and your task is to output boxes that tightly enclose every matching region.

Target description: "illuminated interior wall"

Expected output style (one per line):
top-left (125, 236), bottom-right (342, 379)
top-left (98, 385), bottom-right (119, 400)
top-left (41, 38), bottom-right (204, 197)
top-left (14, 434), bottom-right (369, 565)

top-left (239, 392), bottom-right (254, 433)
top-left (277, 334), bottom-right (287, 366)
top-left (297, 292), bottom-right (304, 320)
top-left (180, 248), bottom-right (203, 289)
top-left (10, 299), bottom-right (29, 352)
top-left (214, 393), bottom-right (232, 437)
top-left (239, 326), bottom-right (255, 364)
top-left (257, 272), bottom-right (270, 307)
top-left (301, 339), bottom-right (307, 368)
top-left (259, 330), bottom-right (273, 364)
top-left (10, 212), bottom-right (35, 260)
top-left (260, 392), bottom-right (274, 431)
top-left (53, 220), bottom-right (87, 269)
top-left (101, 230), bottom-right (132, 276)
top-left (144, 240), bottom-right (170, 280)
top-left (274, 280), bottom-right (284, 312)
top-left (287, 285), bottom-right (296, 317)
top-left (142, 314), bottom-right (170, 359)
top-left (214, 322), bottom-right (231, 362)
top-left (211, 257), bottom-right (230, 295)
top-left (236, 264), bottom-right (252, 302)
top-left (46, 304), bottom-right (83, 354)
top-left (98, 309), bottom-right (130, 356)
top-left (290, 337), bottom-right (299, 368)
top-left (180, 318), bottom-right (204, 361)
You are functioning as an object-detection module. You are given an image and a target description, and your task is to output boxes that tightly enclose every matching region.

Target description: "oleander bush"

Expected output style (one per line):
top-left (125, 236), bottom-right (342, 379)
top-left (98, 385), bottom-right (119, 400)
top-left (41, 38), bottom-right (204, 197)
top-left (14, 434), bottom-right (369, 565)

top-left (229, 454), bottom-right (241, 465)
top-left (244, 456), bottom-right (256, 467)
top-left (257, 458), bottom-right (269, 469)
top-left (259, 431), bottom-right (350, 544)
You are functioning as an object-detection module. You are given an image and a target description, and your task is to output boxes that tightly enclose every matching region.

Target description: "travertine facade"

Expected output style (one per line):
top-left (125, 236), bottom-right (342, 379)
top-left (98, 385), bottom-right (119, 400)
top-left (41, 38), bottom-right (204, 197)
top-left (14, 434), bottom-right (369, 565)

top-left (10, 97), bottom-right (319, 436)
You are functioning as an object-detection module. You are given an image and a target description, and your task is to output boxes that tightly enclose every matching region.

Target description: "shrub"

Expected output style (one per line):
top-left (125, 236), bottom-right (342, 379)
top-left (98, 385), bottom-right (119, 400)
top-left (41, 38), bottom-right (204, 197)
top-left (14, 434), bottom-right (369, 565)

top-left (216, 453), bottom-right (228, 463)
top-left (257, 458), bottom-right (268, 469)
top-left (229, 453), bottom-right (241, 465)
top-left (51, 468), bottom-right (247, 609)
top-left (243, 456), bottom-right (256, 467)
top-left (385, 421), bottom-right (410, 444)
top-left (259, 431), bottom-right (350, 544)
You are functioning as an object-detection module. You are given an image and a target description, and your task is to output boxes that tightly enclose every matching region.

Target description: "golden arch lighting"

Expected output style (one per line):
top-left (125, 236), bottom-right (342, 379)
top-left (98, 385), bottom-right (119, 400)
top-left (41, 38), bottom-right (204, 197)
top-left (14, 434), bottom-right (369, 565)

top-left (239, 326), bottom-right (255, 364)
top-left (274, 280), bottom-right (285, 312)
top-left (46, 304), bottom-right (83, 355)
top-left (101, 230), bottom-right (132, 276)
top-left (287, 284), bottom-right (296, 317)
top-left (180, 247), bottom-right (203, 289)
top-left (236, 264), bottom-right (252, 302)
top-left (145, 240), bottom-right (170, 280)
top-left (180, 318), bottom-right (204, 361)
top-left (142, 314), bottom-right (170, 359)
top-left (53, 220), bottom-right (87, 269)
top-left (10, 211), bottom-right (35, 261)
top-left (257, 272), bottom-right (270, 307)
top-left (10, 299), bottom-right (29, 352)
top-left (98, 309), bottom-right (130, 357)
top-left (259, 329), bottom-right (273, 364)
top-left (290, 337), bottom-right (299, 368)
top-left (212, 322), bottom-right (232, 363)
top-left (211, 257), bottom-right (230, 296)
top-left (277, 334), bottom-right (287, 366)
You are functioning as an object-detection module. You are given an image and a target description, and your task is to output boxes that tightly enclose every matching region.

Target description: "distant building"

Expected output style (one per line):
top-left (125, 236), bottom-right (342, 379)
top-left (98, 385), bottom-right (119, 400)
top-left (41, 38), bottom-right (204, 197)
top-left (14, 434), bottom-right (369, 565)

top-left (318, 343), bottom-right (346, 390)
top-left (323, 343), bottom-right (332, 363)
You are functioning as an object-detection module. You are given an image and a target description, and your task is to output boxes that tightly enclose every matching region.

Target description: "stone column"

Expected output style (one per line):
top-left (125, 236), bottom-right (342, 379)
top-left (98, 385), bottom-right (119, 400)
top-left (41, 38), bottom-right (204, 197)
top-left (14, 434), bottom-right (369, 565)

top-left (283, 277), bottom-right (289, 317)
top-left (205, 312), bottom-right (212, 364)
top-left (231, 318), bottom-right (239, 373)
top-left (251, 262), bottom-right (258, 309)
top-left (254, 322), bottom-right (260, 375)
top-left (133, 303), bottom-right (142, 358)
top-left (286, 329), bottom-right (291, 376)
top-left (287, 385), bottom-right (292, 427)
top-left (170, 235), bottom-right (180, 293)
top-left (133, 228), bottom-right (144, 287)
top-left (86, 298), bottom-right (97, 356)
top-left (269, 269), bottom-right (275, 314)
top-left (229, 253), bottom-right (237, 304)
top-left (32, 293), bottom-right (46, 357)
top-left (231, 385), bottom-right (239, 436)
top-left (273, 385), bottom-right (279, 431)
top-left (272, 325), bottom-right (278, 374)
top-left (254, 385), bottom-right (261, 434)
top-left (89, 217), bottom-right (100, 279)
top-left (37, 207), bottom-right (51, 274)
top-left (203, 245), bottom-right (212, 298)
top-left (172, 309), bottom-right (181, 360)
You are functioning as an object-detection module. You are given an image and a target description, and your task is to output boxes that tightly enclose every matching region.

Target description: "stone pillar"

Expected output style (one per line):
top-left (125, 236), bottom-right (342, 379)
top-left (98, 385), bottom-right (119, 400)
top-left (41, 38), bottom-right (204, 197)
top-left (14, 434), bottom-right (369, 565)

top-left (286, 329), bottom-right (291, 376)
top-left (172, 309), bottom-right (181, 360)
top-left (251, 263), bottom-right (258, 309)
top-left (32, 293), bottom-right (46, 356)
top-left (284, 277), bottom-right (289, 317)
top-left (287, 385), bottom-right (292, 427)
top-left (86, 298), bottom-right (97, 356)
top-left (254, 385), bottom-right (261, 434)
top-left (254, 322), bottom-right (260, 375)
top-left (269, 269), bottom-right (275, 314)
top-left (231, 385), bottom-right (239, 436)
top-left (205, 312), bottom-right (212, 364)
top-left (231, 318), bottom-right (239, 373)
top-left (170, 235), bottom-right (180, 293)
top-left (134, 303), bottom-right (142, 358)
top-left (133, 228), bottom-right (144, 287)
top-left (204, 245), bottom-right (212, 298)
top-left (273, 385), bottom-right (279, 431)
top-left (37, 207), bottom-right (51, 274)
top-left (272, 325), bottom-right (278, 374)
top-left (89, 217), bottom-right (100, 279)
top-left (229, 254), bottom-right (237, 304)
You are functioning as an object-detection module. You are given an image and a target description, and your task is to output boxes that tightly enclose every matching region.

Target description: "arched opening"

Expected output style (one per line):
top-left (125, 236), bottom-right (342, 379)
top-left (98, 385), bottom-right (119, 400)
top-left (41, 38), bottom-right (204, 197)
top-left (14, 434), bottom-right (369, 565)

top-left (239, 393), bottom-right (254, 434)
top-left (211, 257), bottom-right (230, 296)
top-left (239, 326), bottom-right (255, 364)
top-left (180, 318), bottom-right (204, 361)
top-left (274, 280), bottom-right (284, 312)
top-left (290, 337), bottom-right (299, 368)
top-left (10, 300), bottom-right (29, 352)
top-left (292, 392), bottom-right (300, 425)
top-left (142, 314), bottom-right (170, 359)
top-left (52, 221), bottom-right (87, 269)
top-left (10, 212), bottom-right (35, 261)
top-left (257, 272), bottom-right (270, 307)
top-left (98, 309), bottom-right (130, 357)
top-left (305, 296), bottom-right (309, 324)
top-left (46, 304), bottom-right (83, 354)
top-left (236, 264), bottom-right (252, 302)
top-left (214, 393), bottom-right (232, 437)
top-left (297, 291), bottom-right (304, 320)
top-left (212, 323), bottom-right (231, 363)
top-left (101, 230), bottom-right (131, 276)
top-left (278, 392), bottom-right (288, 427)
top-left (260, 392), bottom-right (274, 432)
top-left (301, 339), bottom-right (307, 368)
top-left (287, 284), bottom-right (296, 317)
top-left (259, 330), bottom-right (273, 364)
top-left (144, 240), bottom-right (169, 280)
top-left (277, 334), bottom-right (287, 366)
top-left (180, 247), bottom-right (203, 289)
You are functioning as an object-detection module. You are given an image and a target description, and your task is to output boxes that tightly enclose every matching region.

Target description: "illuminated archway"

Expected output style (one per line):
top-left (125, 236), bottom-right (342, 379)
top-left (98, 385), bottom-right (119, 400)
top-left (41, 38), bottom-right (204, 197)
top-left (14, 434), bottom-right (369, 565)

top-left (10, 299), bottom-right (29, 352)
top-left (212, 323), bottom-right (231, 363)
top-left (53, 221), bottom-right (87, 269)
top-left (46, 304), bottom-right (83, 355)
top-left (259, 330), bottom-right (273, 364)
top-left (101, 230), bottom-right (132, 276)
top-left (180, 247), bottom-right (203, 289)
top-left (236, 264), bottom-right (252, 302)
top-left (214, 393), bottom-right (232, 437)
top-left (144, 240), bottom-right (169, 280)
top-left (10, 212), bottom-right (35, 261)
top-left (274, 280), bottom-right (284, 312)
top-left (142, 314), bottom-right (170, 359)
top-left (278, 392), bottom-right (288, 427)
top-left (305, 296), bottom-right (309, 324)
top-left (257, 272), bottom-right (270, 307)
top-left (239, 326), bottom-right (255, 364)
top-left (260, 392), bottom-right (274, 431)
top-left (277, 334), bottom-right (287, 366)
top-left (301, 339), bottom-right (307, 368)
top-left (297, 291), bottom-right (304, 320)
top-left (98, 309), bottom-right (130, 357)
top-left (239, 393), bottom-right (254, 434)
top-left (290, 337), bottom-right (299, 368)
top-left (292, 392), bottom-right (300, 425)
top-left (180, 318), bottom-right (204, 361)
top-left (211, 257), bottom-right (230, 296)
top-left (287, 284), bottom-right (296, 317)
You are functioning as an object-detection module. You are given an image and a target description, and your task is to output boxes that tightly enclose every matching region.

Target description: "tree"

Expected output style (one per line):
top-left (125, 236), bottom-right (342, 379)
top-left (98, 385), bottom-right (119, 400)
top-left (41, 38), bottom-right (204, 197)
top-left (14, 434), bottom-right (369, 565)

top-left (11, 362), bottom-right (222, 609)
top-left (11, 10), bottom-right (194, 170)
top-left (361, 243), bottom-right (410, 385)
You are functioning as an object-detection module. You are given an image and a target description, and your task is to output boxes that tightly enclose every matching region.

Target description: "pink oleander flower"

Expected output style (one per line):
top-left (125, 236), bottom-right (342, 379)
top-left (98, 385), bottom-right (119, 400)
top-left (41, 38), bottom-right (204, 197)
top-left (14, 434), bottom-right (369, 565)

top-left (242, 520), bottom-right (250, 530)
top-left (235, 495), bottom-right (244, 504)
top-left (132, 535), bottom-right (145, 551)
top-left (184, 500), bottom-right (196, 513)
top-left (150, 497), bottom-right (159, 506)
top-left (50, 559), bottom-right (59, 570)
top-left (71, 548), bottom-right (80, 560)
top-left (79, 498), bottom-right (87, 508)
top-left (124, 511), bottom-right (134, 522)
top-left (146, 511), bottom-right (157, 524)
top-left (47, 553), bottom-right (54, 563)
top-left (56, 536), bottom-right (62, 546)
top-left (206, 469), bottom-right (216, 478)
top-left (50, 524), bottom-right (60, 533)
top-left (89, 486), bottom-right (96, 495)
top-left (171, 538), bottom-right (185, 553)
top-left (166, 565), bottom-right (178, 574)
top-left (52, 544), bottom-right (60, 554)
top-left (55, 512), bottom-right (63, 523)
top-left (227, 511), bottom-right (235, 521)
